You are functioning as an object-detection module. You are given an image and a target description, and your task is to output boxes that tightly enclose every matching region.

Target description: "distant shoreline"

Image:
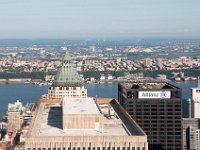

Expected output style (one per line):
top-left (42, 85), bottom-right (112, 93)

top-left (0, 78), bottom-right (43, 84)
top-left (0, 78), bottom-right (197, 85)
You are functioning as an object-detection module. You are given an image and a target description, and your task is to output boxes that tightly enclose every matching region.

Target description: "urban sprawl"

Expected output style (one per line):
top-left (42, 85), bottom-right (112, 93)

top-left (0, 39), bottom-right (200, 150)
top-left (0, 39), bottom-right (200, 84)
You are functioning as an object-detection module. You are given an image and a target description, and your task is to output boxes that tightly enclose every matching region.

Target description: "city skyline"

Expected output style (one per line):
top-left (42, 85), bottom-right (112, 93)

top-left (0, 0), bottom-right (200, 38)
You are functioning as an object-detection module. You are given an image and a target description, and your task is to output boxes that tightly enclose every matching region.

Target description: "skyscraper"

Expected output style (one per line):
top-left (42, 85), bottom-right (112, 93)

top-left (118, 81), bottom-right (182, 150)
top-left (182, 118), bottom-right (200, 150)
top-left (182, 78), bottom-right (200, 150)
top-left (7, 100), bottom-right (24, 131)
top-left (191, 78), bottom-right (200, 118)
top-left (48, 51), bottom-right (87, 98)
top-left (25, 51), bottom-right (148, 150)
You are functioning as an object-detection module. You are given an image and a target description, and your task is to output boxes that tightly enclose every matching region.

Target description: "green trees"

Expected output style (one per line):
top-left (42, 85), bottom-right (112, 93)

top-left (0, 72), bottom-right (45, 80)
top-left (0, 69), bottom-right (199, 80)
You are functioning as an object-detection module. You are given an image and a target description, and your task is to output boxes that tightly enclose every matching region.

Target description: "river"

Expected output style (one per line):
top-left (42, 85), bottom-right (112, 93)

top-left (0, 81), bottom-right (197, 117)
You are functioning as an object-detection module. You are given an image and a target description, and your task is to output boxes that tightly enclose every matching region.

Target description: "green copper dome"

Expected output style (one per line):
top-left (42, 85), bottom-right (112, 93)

top-left (54, 51), bottom-right (82, 85)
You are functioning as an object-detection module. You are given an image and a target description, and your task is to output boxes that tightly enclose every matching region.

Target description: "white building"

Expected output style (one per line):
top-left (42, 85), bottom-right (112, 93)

top-left (107, 74), bottom-right (113, 80)
top-left (183, 78), bottom-right (200, 149)
top-left (100, 74), bottom-right (106, 80)
top-left (191, 78), bottom-right (200, 118)
top-left (7, 100), bottom-right (24, 131)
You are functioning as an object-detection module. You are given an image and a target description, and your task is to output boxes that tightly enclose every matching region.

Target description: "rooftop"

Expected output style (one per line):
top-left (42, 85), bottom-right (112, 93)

top-left (120, 81), bottom-right (180, 90)
top-left (28, 99), bottom-right (145, 137)
top-left (63, 97), bottom-right (100, 115)
top-left (8, 100), bottom-right (24, 112)
top-left (53, 51), bottom-right (82, 85)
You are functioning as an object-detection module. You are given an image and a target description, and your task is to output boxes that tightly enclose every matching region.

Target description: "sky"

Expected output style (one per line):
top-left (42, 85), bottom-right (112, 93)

top-left (0, 0), bottom-right (200, 38)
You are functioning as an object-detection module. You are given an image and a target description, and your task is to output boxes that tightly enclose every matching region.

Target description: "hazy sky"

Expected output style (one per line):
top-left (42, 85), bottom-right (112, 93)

top-left (0, 0), bottom-right (200, 38)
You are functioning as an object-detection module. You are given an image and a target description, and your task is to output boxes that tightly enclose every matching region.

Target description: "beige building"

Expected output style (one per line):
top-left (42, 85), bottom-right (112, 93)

top-left (25, 98), bottom-right (148, 150)
top-left (62, 97), bottom-right (102, 130)
top-left (7, 100), bottom-right (24, 131)
top-left (7, 111), bottom-right (22, 131)
top-left (25, 51), bottom-right (148, 150)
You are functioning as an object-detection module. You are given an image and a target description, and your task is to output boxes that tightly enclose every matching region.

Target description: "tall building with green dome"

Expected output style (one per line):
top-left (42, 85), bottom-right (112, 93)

top-left (25, 52), bottom-right (148, 150)
top-left (48, 51), bottom-right (87, 98)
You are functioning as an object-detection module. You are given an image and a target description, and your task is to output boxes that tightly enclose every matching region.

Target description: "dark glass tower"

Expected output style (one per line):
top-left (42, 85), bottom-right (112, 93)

top-left (118, 81), bottom-right (182, 150)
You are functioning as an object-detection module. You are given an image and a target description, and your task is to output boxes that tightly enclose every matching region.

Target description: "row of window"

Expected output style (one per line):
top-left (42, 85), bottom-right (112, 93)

top-left (28, 147), bottom-right (145, 150)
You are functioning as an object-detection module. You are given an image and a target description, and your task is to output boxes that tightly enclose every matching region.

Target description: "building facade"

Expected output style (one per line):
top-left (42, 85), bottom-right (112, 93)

top-left (191, 86), bottom-right (200, 118)
top-left (25, 98), bottom-right (148, 150)
top-left (182, 78), bottom-right (200, 150)
top-left (48, 51), bottom-right (87, 98)
top-left (25, 52), bottom-right (148, 150)
top-left (182, 118), bottom-right (200, 150)
top-left (7, 100), bottom-right (24, 131)
top-left (118, 81), bottom-right (182, 150)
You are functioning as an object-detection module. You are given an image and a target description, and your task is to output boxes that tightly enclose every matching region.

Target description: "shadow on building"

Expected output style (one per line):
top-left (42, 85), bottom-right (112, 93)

top-left (47, 107), bottom-right (62, 129)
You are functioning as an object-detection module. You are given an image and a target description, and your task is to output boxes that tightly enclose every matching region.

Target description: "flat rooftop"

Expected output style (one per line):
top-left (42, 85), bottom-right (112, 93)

top-left (29, 99), bottom-right (145, 137)
top-left (120, 81), bottom-right (180, 90)
top-left (63, 97), bottom-right (100, 115)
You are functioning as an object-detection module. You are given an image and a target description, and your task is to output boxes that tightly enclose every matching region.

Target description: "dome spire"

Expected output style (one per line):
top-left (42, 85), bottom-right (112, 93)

top-left (62, 51), bottom-right (72, 63)
top-left (53, 50), bottom-right (82, 85)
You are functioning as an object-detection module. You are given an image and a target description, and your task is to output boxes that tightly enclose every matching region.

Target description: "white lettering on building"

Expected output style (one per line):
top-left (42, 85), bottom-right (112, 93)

top-left (138, 91), bottom-right (171, 99)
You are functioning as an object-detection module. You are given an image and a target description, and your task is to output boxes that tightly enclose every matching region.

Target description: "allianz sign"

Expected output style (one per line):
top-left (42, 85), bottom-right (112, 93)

top-left (138, 91), bottom-right (171, 99)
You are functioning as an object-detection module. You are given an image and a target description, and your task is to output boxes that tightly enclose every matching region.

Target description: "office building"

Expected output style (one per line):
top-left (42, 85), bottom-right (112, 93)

top-left (182, 78), bottom-right (200, 150)
top-left (25, 98), bottom-right (148, 150)
top-left (118, 81), bottom-right (182, 150)
top-left (48, 51), bottom-right (87, 98)
top-left (182, 118), bottom-right (200, 150)
top-left (191, 78), bottom-right (200, 118)
top-left (25, 52), bottom-right (148, 150)
top-left (7, 100), bottom-right (24, 131)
